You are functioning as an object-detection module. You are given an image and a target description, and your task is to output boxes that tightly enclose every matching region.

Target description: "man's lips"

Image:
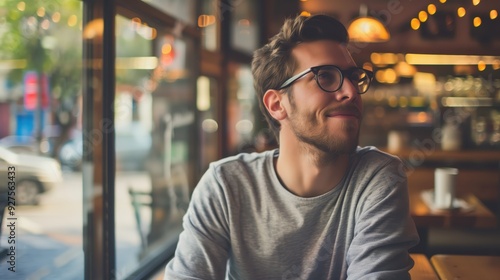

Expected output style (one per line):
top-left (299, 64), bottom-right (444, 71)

top-left (325, 107), bottom-right (361, 119)
top-left (327, 112), bottom-right (359, 118)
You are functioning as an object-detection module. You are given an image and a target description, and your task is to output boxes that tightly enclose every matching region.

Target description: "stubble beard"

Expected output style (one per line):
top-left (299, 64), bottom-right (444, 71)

top-left (288, 102), bottom-right (360, 161)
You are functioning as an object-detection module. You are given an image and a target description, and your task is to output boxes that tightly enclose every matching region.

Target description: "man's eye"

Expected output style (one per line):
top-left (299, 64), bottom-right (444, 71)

top-left (317, 71), bottom-right (338, 85)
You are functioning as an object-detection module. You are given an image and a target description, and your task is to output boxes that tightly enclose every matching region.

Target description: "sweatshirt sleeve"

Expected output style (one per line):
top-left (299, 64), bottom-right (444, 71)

top-left (164, 165), bottom-right (231, 280)
top-left (346, 157), bottom-right (420, 280)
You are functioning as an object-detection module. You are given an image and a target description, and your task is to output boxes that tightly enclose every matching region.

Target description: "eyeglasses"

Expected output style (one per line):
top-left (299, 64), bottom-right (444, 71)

top-left (277, 65), bottom-right (374, 94)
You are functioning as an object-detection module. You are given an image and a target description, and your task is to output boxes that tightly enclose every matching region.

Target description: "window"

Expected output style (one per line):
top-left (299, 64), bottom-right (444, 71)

top-left (197, 76), bottom-right (220, 171)
top-left (142, 0), bottom-right (197, 24)
top-left (0, 0), bottom-right (83, 278)
top-left (113, 10), bottom-right (199, 278)
top-left (230, 0), bottom-right (259, 54)
top-left (226, 62), bottom-right (258, 154)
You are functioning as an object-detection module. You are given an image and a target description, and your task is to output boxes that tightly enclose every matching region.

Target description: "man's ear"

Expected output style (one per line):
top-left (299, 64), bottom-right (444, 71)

top-left (263, 89), bottom-right (287, 121)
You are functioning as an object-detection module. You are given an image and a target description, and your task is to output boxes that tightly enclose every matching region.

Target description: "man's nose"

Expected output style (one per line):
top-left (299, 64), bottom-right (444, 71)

top-left (334, 77), bottom-right (358, 101)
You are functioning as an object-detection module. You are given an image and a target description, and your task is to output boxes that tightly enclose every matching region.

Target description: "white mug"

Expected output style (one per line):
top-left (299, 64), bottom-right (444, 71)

top-left (387, 130), bottom-right (408, 152)
top-left (434, 168), bottom-right (459, 209)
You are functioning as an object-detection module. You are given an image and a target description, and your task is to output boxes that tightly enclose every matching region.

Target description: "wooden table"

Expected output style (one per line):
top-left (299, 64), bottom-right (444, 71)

top-left (410, 191), bottom-right (497, 229)
top-left (410, 191), bottom-right (497, 253)
top-left (410, 254), bottom-right (439, 280)
top-left (431, 254), bottom-right (500, 280)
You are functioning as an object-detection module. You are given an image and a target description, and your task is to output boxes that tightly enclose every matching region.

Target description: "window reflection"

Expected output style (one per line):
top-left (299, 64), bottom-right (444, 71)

top-left (230, 0), bottom-right (259, 54)
top-left (227, 63), bottom-right (257, 154)
top-left (142, 0), bottom-right (196, 24)
top-left (199, 0), bottom-right (219, 51)
top-left (198, 76), bottom-right (219, 172)
top-left (115, 15), bottom-right (196, 278)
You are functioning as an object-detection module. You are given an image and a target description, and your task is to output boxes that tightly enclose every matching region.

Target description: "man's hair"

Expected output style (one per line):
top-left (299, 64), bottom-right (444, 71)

top-left (251, 14), bottom-right (349, 141)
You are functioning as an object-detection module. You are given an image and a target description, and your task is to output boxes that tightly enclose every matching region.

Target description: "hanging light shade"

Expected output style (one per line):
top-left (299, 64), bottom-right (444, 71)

top-left (347, 16), bottom-right (390, 42)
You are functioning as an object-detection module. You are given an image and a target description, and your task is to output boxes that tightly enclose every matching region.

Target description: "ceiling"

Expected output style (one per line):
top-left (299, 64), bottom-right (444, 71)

top-left (299, 0), bottom-right (500, 59)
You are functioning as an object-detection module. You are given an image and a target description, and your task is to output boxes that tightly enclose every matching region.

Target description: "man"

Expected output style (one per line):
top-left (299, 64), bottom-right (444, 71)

top-left (165, 14), bottom-right (419, 279)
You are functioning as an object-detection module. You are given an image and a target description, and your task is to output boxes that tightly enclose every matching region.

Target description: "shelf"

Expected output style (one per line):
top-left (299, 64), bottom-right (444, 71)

top-left (382, 148), bottom-right (500, 163)
top-left (440, 97), bottom-right (496, 108)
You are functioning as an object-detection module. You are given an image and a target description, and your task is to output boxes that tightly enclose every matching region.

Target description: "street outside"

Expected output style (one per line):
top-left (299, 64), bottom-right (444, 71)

top-left (0, 171), bottom-right (152, 280)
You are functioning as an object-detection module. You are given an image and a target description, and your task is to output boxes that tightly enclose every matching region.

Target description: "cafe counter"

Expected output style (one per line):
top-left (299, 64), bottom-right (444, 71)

top-left (382, 148), bottom-right (500, 215)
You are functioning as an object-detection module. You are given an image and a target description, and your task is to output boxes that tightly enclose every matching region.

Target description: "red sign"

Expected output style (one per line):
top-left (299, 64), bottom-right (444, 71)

top-left (24, 71), bottom-right (49, 110)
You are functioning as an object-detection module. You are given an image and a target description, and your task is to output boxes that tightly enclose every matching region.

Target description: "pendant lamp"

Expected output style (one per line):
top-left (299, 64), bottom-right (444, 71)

top-left (347, 5), bottom-right (390, 42)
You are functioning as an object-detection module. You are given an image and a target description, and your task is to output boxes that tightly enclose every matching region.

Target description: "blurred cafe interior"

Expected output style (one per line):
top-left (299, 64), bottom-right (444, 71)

top-left (0, 0), bottom-right (499, 279)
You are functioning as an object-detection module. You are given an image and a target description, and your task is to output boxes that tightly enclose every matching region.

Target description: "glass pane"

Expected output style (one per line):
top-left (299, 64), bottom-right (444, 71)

top-left (230, 0), bottom-right (259, 54)
top-left (0, 0), bottom-right (84, 278)
top-left (115, 14), bottom-right (196, 278)
top-left (142, 0), bottom-right (196, 24)
top-left (197, 76), bottom-right (219, 172)
top-left (227, 62), bottom-right (257, 154)
top-left (199, 0), bottom-right (219, 51)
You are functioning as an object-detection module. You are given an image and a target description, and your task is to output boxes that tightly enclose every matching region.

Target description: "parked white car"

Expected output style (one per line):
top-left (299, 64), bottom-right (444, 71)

top-left (0, 146), bottom-right (62, 205)
top-left (0, 135), bottom-right (52, 155)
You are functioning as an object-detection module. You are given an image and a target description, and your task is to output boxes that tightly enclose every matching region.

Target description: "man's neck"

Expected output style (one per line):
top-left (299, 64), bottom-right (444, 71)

top-left (275, 135), bottom-right (350, 198)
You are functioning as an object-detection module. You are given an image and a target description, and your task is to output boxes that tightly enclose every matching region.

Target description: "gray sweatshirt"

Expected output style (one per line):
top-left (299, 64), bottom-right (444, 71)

top-left (165, 146), bottom-right (419, 280)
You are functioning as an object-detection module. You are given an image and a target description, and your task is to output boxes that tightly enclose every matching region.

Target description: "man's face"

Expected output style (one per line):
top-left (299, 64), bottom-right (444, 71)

top-left (282, 40), bottom-right (363, 156)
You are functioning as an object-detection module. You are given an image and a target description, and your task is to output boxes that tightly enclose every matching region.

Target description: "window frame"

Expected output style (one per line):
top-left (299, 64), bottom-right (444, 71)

top-left (82, 0), bottom-right (202, 278)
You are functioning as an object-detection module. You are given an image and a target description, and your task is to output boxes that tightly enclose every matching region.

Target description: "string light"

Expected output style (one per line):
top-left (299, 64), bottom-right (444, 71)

top-left (472, 0), bottom-right (480, 6)
top-left (428, 4), bottom-right (437, 15)
top-left (418, 11), bottom-right (428, 22)
top-left (478, 60), bottom-right (486, 71)
top-left (473, 16), bottom-right (482, 27)
top-left (491, 10), bottom-right (498, 20)
top-left (457, 7), bottom-right (466, 18)
top-left (411, 18), bottom-right (420, 30)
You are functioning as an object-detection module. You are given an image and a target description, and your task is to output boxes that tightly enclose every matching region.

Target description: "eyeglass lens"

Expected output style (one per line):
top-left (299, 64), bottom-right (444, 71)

top-left (316, 66), bottom-right (371, 94)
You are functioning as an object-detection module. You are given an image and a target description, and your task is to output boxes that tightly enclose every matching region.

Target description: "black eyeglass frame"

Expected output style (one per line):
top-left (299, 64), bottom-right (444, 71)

top-left (277, 65), bottom-right (374, 94)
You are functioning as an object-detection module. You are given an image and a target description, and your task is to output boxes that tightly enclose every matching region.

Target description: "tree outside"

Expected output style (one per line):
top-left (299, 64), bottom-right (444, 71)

top-left (0, 0), bottom-right (82, 157)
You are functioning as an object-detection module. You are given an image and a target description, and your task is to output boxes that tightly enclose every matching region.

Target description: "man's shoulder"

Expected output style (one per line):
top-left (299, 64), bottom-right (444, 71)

top-left (207, 149), bottom-right (275, 177)
top-left (352, 146), bottom-right (405, 176)
top-left (352, 146), bottom-right (407, 184)
top-left (354, 146), bottom-right (402, 163)
top-left (196, 150), bottom-right (276, 199)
